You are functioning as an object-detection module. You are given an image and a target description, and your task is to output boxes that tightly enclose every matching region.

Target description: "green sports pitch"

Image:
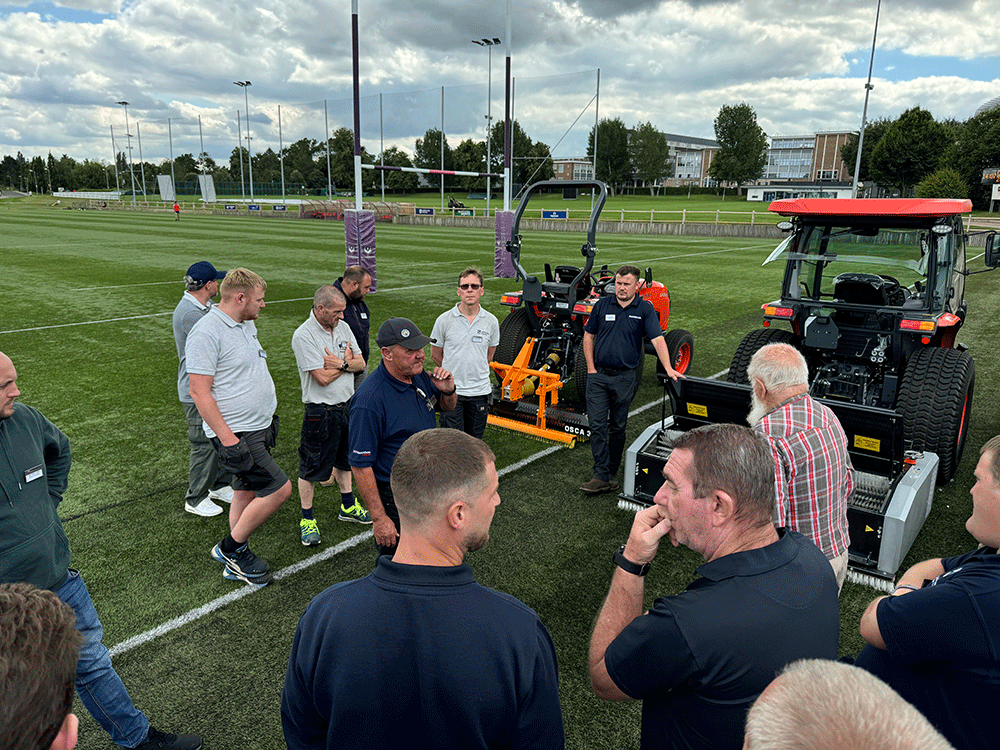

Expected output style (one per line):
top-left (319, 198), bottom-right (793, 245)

top-left (2, 197), bottom-right (998, 749)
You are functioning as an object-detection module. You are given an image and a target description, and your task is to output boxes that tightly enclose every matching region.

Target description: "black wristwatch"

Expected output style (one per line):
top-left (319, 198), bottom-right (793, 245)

top-left (612, 545), bottom-right (650, 577)
top-left (341, 360), bottom-right (350, 372)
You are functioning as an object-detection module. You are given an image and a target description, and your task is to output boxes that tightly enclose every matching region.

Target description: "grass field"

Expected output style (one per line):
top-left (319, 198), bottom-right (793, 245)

top-left (2, 195), bottom-right (999, 749)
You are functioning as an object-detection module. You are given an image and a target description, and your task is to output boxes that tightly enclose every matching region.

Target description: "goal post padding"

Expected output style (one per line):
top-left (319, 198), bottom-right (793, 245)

top-left (495, 211), bottom-right (516, 278)
top-left (345, 209), bottom-right (377, 292)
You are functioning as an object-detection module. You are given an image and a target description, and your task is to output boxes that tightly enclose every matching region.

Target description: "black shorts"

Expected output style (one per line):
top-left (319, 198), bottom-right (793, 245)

top-left (298, 402), bottom-right (350, 482)
top-left (210, 421), bottom-right (288, 497)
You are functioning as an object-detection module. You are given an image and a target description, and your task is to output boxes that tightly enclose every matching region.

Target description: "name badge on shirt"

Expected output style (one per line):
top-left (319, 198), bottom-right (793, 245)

top-left (361, 313), bottom-right (368, 320)
top-left (605, 314), bottom-right (616, 322)
top-left (25, 464), bottom-right (43, 483)
top-left (472, 335), bottom-right (484, 343)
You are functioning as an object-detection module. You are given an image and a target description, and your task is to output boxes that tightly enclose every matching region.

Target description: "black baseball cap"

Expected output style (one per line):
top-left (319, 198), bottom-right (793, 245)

top-left (376, 317), bottom-right (432, 350)
top-left (185, 261), bottom-right (227, 283)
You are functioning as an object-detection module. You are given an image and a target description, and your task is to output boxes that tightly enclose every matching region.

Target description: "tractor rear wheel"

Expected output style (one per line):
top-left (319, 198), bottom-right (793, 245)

top-left (493, 307), bottom-right (533, 385)
top-left (569, 341), bottom-right (589, 402)
top-left (727, 328), bottom-right (799, 384)
top-left (896, 347), bottom-right (975, 484)
top-left (663, 329), bottom-right (694, 375)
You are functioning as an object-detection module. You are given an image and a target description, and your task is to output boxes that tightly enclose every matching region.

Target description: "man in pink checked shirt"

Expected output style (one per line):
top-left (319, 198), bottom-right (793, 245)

top-left (747, 343), bottom-right (854, 592)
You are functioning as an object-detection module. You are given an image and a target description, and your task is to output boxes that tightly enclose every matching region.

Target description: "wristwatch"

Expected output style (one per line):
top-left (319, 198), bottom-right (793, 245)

top-left (340, 360), bottom-right (350, 372)
top-left (612, 544), bottom-right (650, 577)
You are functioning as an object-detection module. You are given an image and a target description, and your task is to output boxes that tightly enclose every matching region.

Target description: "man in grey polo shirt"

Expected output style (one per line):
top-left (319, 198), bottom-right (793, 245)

top-left (186, 267), bottom-right (292, 587)
top-left (430, 267), bottom-right (499, 439)
top-left (172, 261), bottom-right (234, 518)
top-left (291, 285), bottom-right (370, 548)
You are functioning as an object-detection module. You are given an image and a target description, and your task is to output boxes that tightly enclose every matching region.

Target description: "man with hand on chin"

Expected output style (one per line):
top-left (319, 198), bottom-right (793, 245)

top-left (589, 423), bottom-right (839, 750)
top-left (349, 317), bottom-right (457, 557)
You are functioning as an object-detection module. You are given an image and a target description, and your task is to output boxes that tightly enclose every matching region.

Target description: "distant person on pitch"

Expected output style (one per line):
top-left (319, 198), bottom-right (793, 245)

top-left (173, 202), bottom-right (180, 221)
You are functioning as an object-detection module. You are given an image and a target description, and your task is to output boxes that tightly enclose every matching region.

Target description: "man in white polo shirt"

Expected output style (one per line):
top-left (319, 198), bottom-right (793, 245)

top-left (186, 267), bottom-right (292, 587)
top-left (291, 285), bottom-right (370, 547)
top-left (431, 267), bottom-right (499, 439)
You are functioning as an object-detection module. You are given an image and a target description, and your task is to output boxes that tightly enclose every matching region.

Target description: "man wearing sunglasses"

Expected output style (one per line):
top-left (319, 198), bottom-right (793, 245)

top-left (431, 268), bottom-right (499, 440)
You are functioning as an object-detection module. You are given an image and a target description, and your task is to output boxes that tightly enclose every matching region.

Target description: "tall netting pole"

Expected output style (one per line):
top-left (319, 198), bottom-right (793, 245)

top-left (347, 0), bottom-right (377, 290)
top-left (495, 0), bottom-right (516, 278)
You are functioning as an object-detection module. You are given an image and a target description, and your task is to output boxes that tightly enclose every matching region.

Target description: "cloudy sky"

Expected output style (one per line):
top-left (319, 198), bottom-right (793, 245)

top-left (1, 0), bottom-right (998, 168)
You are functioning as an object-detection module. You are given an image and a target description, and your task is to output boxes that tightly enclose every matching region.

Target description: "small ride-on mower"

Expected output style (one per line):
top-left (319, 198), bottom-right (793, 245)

top-left (488, 179), bottom-right (694, 446)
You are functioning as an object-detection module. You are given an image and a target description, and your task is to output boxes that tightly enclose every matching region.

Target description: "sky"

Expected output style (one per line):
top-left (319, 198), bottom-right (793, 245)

top-left (1, 0), bottom-right (998, 170)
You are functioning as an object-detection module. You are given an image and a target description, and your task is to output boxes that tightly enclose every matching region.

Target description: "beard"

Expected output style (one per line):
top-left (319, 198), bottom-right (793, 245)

top-left (747, 390), bottom-right (770, 427)
top-left (464, 530), bottom-right (490, 554)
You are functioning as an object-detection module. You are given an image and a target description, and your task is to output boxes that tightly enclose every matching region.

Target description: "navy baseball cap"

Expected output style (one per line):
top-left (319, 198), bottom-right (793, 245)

top-left (185, 261), bottom-right (226, 283)
top-left (376, 317), bottom-right (432, 350)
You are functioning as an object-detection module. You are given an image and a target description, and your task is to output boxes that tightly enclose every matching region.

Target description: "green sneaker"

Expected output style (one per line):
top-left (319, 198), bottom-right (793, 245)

top-left (300, 518), bottom-right (321, 546)
top-left (338, 501), bottom-right (372, 525)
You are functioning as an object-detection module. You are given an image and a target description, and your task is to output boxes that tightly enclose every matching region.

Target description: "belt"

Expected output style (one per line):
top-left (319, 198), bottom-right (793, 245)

top-left (596, 366), bottom-right (632, 376)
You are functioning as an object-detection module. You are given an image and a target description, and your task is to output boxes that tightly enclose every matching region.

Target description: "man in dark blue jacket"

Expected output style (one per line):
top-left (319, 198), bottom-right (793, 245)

top-left (0, 351), bottom-right (201, 750)
top-left (283, 428), bottom-right (564, 750)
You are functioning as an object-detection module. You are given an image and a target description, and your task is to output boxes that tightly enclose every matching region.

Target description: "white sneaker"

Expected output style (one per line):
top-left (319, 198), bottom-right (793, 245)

top-left (185, 496), bottom-right (224, 517)
top-left (209, 486), bottom-right (234, 504)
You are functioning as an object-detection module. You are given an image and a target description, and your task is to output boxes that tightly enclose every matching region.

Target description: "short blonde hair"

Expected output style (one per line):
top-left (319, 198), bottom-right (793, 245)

top-left (220, 268), bottom-right (266, 298)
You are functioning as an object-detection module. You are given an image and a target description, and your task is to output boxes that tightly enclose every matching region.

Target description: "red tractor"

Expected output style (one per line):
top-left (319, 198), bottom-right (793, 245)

top-left (489, 180), bottom-right (694, 445)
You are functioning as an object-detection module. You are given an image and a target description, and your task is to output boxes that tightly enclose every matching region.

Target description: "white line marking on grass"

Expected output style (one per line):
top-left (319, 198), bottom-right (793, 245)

top-left (109, 532), bottom-right (373, 658)
top-left (106, 367), bottom-right (730, 658)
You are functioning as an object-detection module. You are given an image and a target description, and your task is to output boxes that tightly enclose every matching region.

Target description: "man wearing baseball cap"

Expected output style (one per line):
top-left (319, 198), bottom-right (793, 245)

top-left (172, 261), bottom-right (234, 517)
top-left (349, 317), bottom-right (457, 556)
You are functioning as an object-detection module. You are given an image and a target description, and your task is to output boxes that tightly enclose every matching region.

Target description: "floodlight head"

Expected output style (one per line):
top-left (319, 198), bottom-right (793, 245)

top-left (472, 39), bottom-right (484, 45)
top-left (492, 37), bottom-right (501, 44)
top-left (116, 101), bottom-right (129, 106)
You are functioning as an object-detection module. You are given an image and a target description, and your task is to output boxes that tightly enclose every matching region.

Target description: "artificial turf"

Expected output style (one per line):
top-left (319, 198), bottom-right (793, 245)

top-left (2, 194), bottom-right (998, 749)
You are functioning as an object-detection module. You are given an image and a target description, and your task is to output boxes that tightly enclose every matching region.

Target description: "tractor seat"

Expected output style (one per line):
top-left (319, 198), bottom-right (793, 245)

top-left (833, 273), bottom-right (890, 306)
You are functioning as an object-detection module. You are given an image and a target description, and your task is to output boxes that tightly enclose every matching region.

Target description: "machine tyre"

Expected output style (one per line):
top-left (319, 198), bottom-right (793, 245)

top-left (569, 340), bottom-right (589, 402)
top-left (493, 307), bottom-right (533, 385)
top-left (897, 347), bottom-right (974, 484)
top-left (663, 329), bottom-right (694, 375)
top-left (727, 328), bottom-right (799, 384)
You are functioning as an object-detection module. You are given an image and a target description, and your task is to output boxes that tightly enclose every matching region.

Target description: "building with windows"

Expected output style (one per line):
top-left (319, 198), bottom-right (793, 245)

top-left (552, 158), bottom-right (594, 181)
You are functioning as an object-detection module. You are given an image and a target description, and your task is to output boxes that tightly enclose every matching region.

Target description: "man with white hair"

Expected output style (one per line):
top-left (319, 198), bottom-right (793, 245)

top-left (747, 342), bottom-right (854, 591)
top-left (743, 659), bottom-right (955, 750)
top-left (855, 435), bottom-right (1000, 750)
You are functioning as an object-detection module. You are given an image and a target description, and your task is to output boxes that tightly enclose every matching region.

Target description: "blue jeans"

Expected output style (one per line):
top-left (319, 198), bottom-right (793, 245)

top-left (586, 370), bottom-right (639, 480)
top-left (57, 570), bottom-right (150, 747)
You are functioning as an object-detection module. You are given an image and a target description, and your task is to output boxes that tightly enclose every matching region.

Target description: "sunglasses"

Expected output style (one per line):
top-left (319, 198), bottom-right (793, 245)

top-left (459, 283), bottom-right (482, 290)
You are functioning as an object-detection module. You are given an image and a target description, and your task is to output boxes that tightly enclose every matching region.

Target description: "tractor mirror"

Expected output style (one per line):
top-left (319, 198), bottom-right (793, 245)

top-left (645, 267), bottom-right (653, 285)
top-left (986, 233), bottom-right (1000, 268)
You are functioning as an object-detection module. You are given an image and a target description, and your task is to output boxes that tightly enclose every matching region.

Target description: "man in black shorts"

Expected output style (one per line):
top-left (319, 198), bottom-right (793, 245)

top-left (187, 268), bottom-right (292, 587)
top-left (291, 286), bottom-right (369, 546)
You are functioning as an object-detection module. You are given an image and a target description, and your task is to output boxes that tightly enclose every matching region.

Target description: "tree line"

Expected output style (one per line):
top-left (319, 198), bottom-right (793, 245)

top-left (0, 121), bottom-right (556, 196)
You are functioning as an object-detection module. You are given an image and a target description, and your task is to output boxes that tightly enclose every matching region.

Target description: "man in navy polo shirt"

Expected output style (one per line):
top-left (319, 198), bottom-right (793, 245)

top-left (589, 423), bottom-right (839, 750)
top-left (855, 434), bottom-right (1000, 750)
top-left (581, 264), bottom-right (681, 495)
top-left (349, 317), bottom-right (456, 556)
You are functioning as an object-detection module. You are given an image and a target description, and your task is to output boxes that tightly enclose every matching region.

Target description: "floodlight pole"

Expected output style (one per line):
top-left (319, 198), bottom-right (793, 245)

top-left (473, 37), bottom-right (502, 216)
top-left (110, 124), bottom-right (121, 193)
top-left (852, 0), bottom-right (881, 199)
top-left (116, 101), bottom-right (137, 207)
top-left (236, 110), bottom-right (246, 200)
top-left (234, 81), bottom-right (254, 201)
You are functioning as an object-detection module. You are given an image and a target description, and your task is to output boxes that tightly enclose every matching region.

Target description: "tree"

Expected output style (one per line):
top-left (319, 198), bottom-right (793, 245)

top-left (914, 167), bottom-right (968, 199)
top-left (453, 138), bottom-right (487, 192)
top-left (173, 153), bottom-right (198, 179)
top-left (377, 147), bottom-right (418, 192)
top-left (284, 138), bottom-right (323, 184)
top-left (413, 128), bottom-right (454, 172)
top-left (489, 119), bottom-right (546, 187)
top-left (708, 103), bottom-right (767, 195)
top-left (630, 121), bottom-right (671, 195)
top-left (327, 127), bottom-right (373, 193)
top-left (839, 117), bottom-right (891, 182)
top-left (869, 107), bottom-right (949, 196)
top-left (587, 117), bottom-right (630, 194)
top-left (943, 106), bottom-right (1000, 209)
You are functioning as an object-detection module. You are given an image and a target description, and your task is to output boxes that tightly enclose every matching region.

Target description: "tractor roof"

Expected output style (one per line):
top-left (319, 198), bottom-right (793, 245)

top-left (768, 198), bottom-right (972, 218)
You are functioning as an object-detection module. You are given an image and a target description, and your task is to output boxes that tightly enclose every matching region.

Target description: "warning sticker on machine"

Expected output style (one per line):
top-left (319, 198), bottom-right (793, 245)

top-left (854, 435), bottom-right (881, 452)
top-left (687, 403), bottom-right (708, 417)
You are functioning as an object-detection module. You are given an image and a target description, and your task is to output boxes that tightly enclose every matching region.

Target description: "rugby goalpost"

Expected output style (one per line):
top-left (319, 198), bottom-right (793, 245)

top-left (348, 0), bottom-right (517, 286)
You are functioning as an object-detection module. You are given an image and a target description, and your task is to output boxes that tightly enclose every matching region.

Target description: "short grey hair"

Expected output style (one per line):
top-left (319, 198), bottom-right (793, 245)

top-left (981, 435), bottom-right (1000, 488)
top-left (183, 275), bottom-right (207, 292)
top-left (314, 285), bottom-right (345, 308)
top-left (747, 343), bottom-right (809, 392)
top-left (670, 423), bottom-right (775, 527)
top-left (744, 659), bottom-right (956, 750)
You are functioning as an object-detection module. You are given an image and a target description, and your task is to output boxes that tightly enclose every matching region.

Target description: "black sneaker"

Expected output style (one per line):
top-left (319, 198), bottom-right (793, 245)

top-left (211, 542), bottom-right (272, 587)
top-left (135, 727), bottom-right (203, 750)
